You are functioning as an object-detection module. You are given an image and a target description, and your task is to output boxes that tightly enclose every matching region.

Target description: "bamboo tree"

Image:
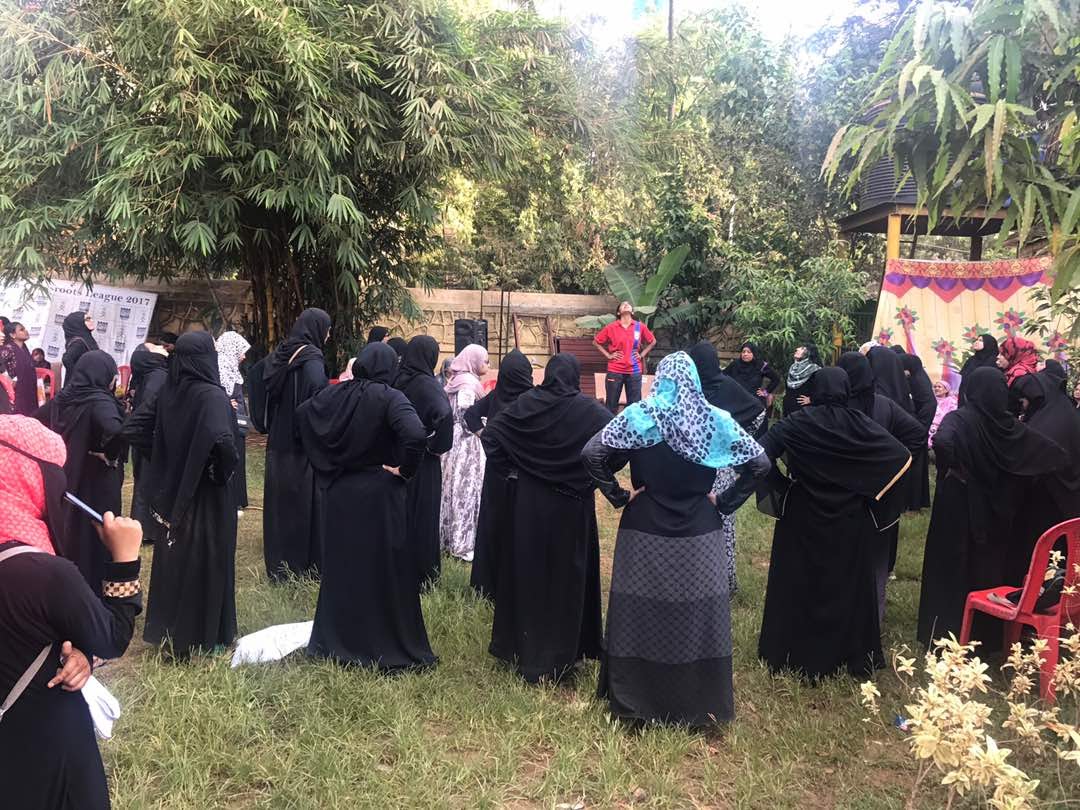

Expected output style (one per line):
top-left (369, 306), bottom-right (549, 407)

top-left (0, 0), bottom-right (539, 355)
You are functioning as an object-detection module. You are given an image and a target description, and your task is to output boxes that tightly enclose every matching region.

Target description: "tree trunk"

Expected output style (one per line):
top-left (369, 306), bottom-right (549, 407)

top-left (667, 0), bottom-right (676, 125)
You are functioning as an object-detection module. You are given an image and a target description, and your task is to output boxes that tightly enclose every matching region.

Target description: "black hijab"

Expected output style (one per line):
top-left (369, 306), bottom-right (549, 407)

top-left (387, 337), bottom-right (408, 361)
top-left (396, 336), bottom-right (440, 391)
top-left (148, 332), bottom-right (235, 525)
top-left (298, 343), bottom-right (411, 474)
top-left (777, 367), bottom-right (912, 504)
top-left (394, 336), bottom-right (451, 431)
top-left (837, 351), bottom-right (876, 417)
top-left (482, 353), bottom-right (611, 493)
top-left (901, 352), bottom-right (937, 428)
top-left (129, 344), bottom-right (170, 411)
top-left (1042, 359), bottom-right (1068, 393)
top-left (867, 346), bottom-right (913, 412)
top-left (263, 308), bottom-right (330, 398)
top-left (725, 341), bottom-right (767, 392)
top-left (960, 334), bottom-right (1000, 378)
top-left (488, 349), bottom-right (534, 416)
top-left (802, 342), bottom-right (823, 365)
top-left (688, 341), bottom-right (764, 431)
top-left (62, 311), bottom-right (99, 351)
top-left (367, 326), bottom-right (389, 344)
top-left (53, 350), bottom-right (122, 434)
top-left (938, 367), bottom-right (1066, 543)
top-left (1017, 367), bottom-right (1080, 508)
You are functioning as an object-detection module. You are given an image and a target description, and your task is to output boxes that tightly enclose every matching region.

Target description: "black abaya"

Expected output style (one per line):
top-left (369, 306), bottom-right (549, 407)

top-left (142, 332), bottom-right (239, 657)
top-left (298, 343), bottom-right (434, 671)
top-left (228, 384), bottom-right (249, 510)
top-left (2, 340), bottom-right (38, 415)
top-left (482, 354), bottom-right (612, 682)
top-left (394, 336), bottom-right (453, 588)
top-left (0, 543), bottom-right (141, 810)
top-left (867, 346), bottom-right (914, 413)
top-left (838, 351), bottom-right (928, 592)
top-left (127, 346), bottom-right (169, 542)
top-left (756, 368), bottom-right (911, 679)
top-left (1007, 370), bottom-right (1080, 583)
top-left (464, 349), bottom-right (534, 600)
top-left (487, 469), bottom-right (604, 682)
top-left (900, 353), bottom-right (936, 510)
top-left (36, 351), bottom-right (125, 594)
top-left (262, 308), bottom-right (331, 580)
top-left (867, 349), bottom-right (923, 564)
top-left (917, 368), bottom-right (1067, 647)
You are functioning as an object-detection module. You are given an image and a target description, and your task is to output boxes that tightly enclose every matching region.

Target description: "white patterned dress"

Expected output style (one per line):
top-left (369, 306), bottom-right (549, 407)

top-left (439, 389), bottom-right (486, 561)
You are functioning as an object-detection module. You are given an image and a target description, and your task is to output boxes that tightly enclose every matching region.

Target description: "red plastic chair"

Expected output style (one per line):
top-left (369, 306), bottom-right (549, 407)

top-left (959, 518), bottom-right (1080, 703)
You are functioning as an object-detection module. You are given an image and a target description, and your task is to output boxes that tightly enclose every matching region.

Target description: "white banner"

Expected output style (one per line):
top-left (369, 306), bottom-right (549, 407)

top-left (0, 280), bottom-right (157, 369)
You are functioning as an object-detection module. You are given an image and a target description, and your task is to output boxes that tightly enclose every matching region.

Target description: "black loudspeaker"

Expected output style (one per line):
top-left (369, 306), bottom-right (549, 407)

top-left (454, 318), bottom-right (488, 354)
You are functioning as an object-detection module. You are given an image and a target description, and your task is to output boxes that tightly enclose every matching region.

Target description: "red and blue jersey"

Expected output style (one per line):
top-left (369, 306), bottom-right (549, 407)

top-left (595, 320), bottom-right (655, 375)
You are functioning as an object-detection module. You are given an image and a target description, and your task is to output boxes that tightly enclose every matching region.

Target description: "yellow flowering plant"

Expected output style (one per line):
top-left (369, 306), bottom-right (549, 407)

top-left (862, 602), bottom-right (1080, 808)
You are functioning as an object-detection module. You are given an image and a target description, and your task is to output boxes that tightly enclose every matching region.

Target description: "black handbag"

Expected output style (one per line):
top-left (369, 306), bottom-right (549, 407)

top-left (232, 383), bottom-right (250, 435)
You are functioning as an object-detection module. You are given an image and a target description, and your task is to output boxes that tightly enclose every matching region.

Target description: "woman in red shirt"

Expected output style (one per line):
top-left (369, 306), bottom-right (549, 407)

top-left (593, 301), bottom-right (656, 413)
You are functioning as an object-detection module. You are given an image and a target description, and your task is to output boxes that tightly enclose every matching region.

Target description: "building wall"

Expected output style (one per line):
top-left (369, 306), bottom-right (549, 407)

top-left (129, 278), bottom-right (619, 364)
top-left (375, 288), bottom-right (619, 364)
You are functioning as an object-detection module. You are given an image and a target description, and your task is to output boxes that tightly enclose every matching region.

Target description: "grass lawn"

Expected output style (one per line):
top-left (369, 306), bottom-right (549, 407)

top-left (97, 443), bottom-right (1077, 809)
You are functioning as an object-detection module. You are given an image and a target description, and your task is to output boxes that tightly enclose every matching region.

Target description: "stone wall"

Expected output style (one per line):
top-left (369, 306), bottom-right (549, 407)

top-left (376, 288), bottom-right (619, 364)
top-left (121, 277), bottom-right (255, 337)
top-left (121, 279), bottom-right (747, 367)
top-left (120, 277), bottom-right (617, 363)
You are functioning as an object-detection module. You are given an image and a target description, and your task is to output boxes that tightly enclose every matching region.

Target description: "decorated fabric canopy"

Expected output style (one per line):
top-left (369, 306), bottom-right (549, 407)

top-left (870, 256), bottom-right (1067, 391)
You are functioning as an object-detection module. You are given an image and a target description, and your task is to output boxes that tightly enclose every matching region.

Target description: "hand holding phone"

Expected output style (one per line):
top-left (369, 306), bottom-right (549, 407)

top-left (95, 512), bottom-right (142, 563)
top-left (65, 492), bottom-right (103, 525)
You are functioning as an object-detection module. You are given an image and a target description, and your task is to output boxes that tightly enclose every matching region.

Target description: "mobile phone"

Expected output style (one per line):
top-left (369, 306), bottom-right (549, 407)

top-left (64, 492), bottom-right (104, 525)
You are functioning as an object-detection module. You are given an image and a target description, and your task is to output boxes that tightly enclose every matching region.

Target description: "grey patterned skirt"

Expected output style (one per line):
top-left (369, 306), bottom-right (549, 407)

top-left (598, 526), bottom-right (734, 726)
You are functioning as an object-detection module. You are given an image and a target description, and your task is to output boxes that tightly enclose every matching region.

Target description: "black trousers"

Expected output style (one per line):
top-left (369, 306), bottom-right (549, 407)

top-left (605, 373), bottom-right (642, 413)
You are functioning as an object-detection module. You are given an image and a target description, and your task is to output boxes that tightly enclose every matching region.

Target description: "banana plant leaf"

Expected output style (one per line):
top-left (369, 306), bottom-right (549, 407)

top-left (641, 244), bottom-right (690, 305)
top-left (603, 266), bottom-right (645, 304)
top-left (574, 313), bottom-right (616, 330)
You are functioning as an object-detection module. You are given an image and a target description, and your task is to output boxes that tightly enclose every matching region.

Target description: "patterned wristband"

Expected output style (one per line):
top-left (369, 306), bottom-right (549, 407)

top-left (102, 579), bottom-right (141, 598)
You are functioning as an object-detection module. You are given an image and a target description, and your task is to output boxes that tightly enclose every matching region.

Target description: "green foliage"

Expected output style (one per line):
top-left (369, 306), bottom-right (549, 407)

top-left (730, 255), bottom-right (870, 366)
top-left (0, 0), bottom-right (539, 357)
top-left (822, 0), bottom-right (1080, 293)
top-left (574, 243), bottom-right (690, 329)
top-left (0, 0), bottom-right (885, 360)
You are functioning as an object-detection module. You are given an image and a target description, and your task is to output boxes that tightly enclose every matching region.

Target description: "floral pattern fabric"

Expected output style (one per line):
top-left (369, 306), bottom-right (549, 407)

top-left (440, 388), bottom-right (485, 561)
top-left (714, 465), bottom-right (739, 596)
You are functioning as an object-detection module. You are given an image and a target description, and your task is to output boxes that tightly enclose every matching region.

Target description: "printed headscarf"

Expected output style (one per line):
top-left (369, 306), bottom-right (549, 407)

top-left (215, 331), bottom-right (251, 394)
top-left (999, 336), bottom-right (1039, 387)
top-left (786, 342), bottom-right (822, 391)
top-left (444, 344), bottom-right (488, 399)
top-left (600, 351), bottom-right (763, 471)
